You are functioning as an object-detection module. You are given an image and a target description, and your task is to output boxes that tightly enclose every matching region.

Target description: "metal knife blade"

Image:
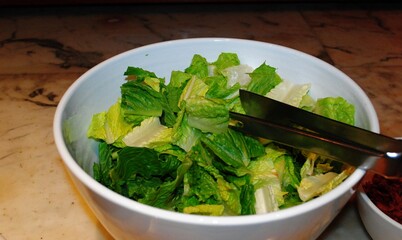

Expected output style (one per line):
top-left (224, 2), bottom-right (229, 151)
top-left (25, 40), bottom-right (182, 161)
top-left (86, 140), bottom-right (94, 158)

top-left (238, 90), bottom-right (401, 153)
top-left (229, 111), bottom-right (382, 170)
top-left (229, 90), bottom-right (402, 177)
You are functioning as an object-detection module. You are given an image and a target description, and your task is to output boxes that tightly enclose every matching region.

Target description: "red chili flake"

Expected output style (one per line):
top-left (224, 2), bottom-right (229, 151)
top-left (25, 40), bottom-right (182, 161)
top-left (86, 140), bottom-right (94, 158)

top-left (363, 174), bottom-right (402, 224)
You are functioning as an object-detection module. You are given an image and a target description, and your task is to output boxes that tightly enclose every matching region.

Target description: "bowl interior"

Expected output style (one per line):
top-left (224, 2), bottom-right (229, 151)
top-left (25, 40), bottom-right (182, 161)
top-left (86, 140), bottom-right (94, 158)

top-left (54, 38), bottom-right (379, 224)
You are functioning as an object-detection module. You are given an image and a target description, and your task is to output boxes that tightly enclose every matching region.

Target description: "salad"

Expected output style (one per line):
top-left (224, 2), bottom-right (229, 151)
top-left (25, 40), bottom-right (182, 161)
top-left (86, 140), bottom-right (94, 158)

top-left (87, 53), bottom-right (355, 216)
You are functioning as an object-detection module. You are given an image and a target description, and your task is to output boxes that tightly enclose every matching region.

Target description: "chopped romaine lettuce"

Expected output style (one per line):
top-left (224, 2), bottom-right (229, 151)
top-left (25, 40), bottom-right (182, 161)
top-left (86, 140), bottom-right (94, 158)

top-left (88, 52), bottom-right (355, 216)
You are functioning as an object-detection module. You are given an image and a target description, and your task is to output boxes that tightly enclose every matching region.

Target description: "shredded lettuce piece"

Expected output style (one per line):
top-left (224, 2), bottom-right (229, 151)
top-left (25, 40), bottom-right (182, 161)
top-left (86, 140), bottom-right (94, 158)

top-left (313, 97), bottom-right (355, 125)
top-left (122, 117), bottom-right (172, 148)
top-left (178, 75), bottom-right (209, 105)
top-left (297, 169), bottom-right (351, 202)
top-left (211, 52), bottom-right (241, 73)
top-left (165, 70), bottom-right (192, 113)
top-left (248, 150), bottom-right (285, 213)
top-left (185, 54), bottom-right (209, 78)
top-left (124, 66), bottom-right (158, 81)
top-left (266, 81), bottom-right (311, 107)
top-left (121, 81), bottom-right (163, 120)
top-left (246, 62), bottom-right (282, 95)
top-left (185, 97), bottom-right (229, 134)
top-left (172, 106), bottom-right (202, 152)
top-left (183, 204), bottom-right (225, 216)
top-left (87, 99), bottom-right (133, 147)
top-left (222, 64), bottom-right (253, 88)
top-left (201, 129), bottom-right (265, 168)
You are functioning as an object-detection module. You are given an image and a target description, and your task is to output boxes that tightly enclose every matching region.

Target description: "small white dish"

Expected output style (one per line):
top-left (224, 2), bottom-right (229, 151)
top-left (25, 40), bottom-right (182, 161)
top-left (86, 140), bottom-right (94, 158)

top-left (357, 171), bottom-right (402, 240)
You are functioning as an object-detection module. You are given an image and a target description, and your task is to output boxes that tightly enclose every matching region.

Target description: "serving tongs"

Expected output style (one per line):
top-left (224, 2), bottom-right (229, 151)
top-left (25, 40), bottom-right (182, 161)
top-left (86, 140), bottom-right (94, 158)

top-left (229, 90), bottom-right (402, 178)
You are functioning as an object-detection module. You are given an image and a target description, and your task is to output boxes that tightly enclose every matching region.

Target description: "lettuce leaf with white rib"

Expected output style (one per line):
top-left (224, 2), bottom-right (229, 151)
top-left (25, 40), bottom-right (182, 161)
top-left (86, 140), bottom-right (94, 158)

top-left (171, 104), bottom-right (202, 152)
top-left (266, 80), bottom-right (311, 107)
top-left (248, 146), bottom-right (286, 213)
top-left (185, 97), bottom-right (230, 134)
top-left (87, 99), bottom-right (134, 148)
top-left (122, 117), bottom-right (172, 148)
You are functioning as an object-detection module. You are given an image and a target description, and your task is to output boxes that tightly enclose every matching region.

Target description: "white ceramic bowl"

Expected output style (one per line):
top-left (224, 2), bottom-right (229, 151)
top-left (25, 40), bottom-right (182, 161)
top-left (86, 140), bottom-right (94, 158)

top-left (357, 169), bottom-right (402, 240)
top-left (53, 38), bottom-right (379, 240)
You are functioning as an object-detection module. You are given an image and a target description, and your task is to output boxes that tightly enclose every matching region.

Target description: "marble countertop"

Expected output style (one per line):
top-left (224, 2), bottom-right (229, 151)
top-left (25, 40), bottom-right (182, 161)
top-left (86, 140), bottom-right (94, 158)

top-left (1, 2), bottom-right (401, 239)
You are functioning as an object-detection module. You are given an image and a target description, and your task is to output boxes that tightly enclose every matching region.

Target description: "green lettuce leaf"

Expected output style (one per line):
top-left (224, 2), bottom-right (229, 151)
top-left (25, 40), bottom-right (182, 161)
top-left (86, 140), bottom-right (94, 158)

top-left (185, 54), bottom-right (209, 78)
top-left (266, 81), bottom-right (311, 107)
top-left (313, 97), bottom-right (355, 125)
top-left (299, 94), bottom-right (316, 111)
top-left (185, 97), bottom-right (229, 134)
top-left (183, 164), bottom-right (221, 204)
top-left (211, 52), bottom-right (240, 72)
top-left (261, 144), bottom-right (302, 208)
top-left (248, 146), bottom-right (286, 212)
top-left (110, 147), bottom-right (162, 180)
top-left (137, 154), bottom-right (192, 209)
top-left (104, 146), bottom-right (191, 209)
top-left (239, 175), bottom-right (256, 215)
top-left (122, 117), bottom-right (172, 148)
top-left (165, 70), bottom-right (192, 113)
top-left (297, 169), bottom-right (350, 202)
top-left (246, 63), bottom-right (282, 95)
top-left (143, 77), bottom-right (163, 92)
top-left (172, 105), bottom-right (202, 152)
top-left (124, 66), bottom-right (158, 81)
top-left (178, 75), bottom-right (209, 106)
top-left (184, 142), bottom-right (243, 215)
top-left (274, 154), bottom-right (300, 191)
top-left (201, 129), bottom-right (265, 168)
top-left (87, 112), bottom-right (106, 140)
top-left (183, 204), bottom-right (224, 216)
top-left (120, 81), bottom-right (163, 122)
top-left (93, 141), bottom-right (117, 187)
top-left (300, 152), bottom-right (319, 178)
top-left (87, 99), bottom-right (133, 146)
top-left (204, 75), bottom-right (241, 99)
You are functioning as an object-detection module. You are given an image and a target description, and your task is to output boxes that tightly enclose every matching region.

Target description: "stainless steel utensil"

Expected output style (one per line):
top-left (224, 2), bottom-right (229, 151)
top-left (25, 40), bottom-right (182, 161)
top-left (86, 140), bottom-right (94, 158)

top-left (229, 90), bottom-right (402, 178)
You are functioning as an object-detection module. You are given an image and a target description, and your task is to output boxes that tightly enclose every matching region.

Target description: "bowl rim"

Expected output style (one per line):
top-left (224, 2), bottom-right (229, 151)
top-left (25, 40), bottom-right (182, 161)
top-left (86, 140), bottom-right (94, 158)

top-left (53, 37), bottom-right (377, 226)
